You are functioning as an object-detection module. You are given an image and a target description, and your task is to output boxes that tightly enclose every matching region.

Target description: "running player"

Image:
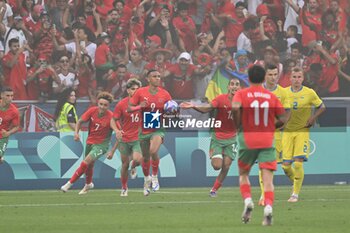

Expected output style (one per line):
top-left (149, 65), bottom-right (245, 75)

top-left (232, 65), bottom-right (287, 226)
top-left (180, 78), bottom-right (241, 197)
top-left (108, 79), bottom-right (143, 197)
top-left (60, 92), bottom-right (115, 194)
top-left (0, 87), bottom-right (20, 164)
top-left (282, 67), bottom-right (325, 202)
top-left (258, 64), bottom-right (291, 206)
top-left (129, 69), bottom-right (172, 196)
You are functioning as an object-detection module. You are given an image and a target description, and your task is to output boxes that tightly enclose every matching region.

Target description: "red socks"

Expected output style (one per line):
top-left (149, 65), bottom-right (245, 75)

top-left (264, 191), bottom-right (274, 206)
top-left (211, 178), bottom-right (222, 191)
top-left (240, 184), bottom-right (252, 199)
top-left (70, 161), bottom-right (88, 183)
top-left (85, 162), bottom-right (94, 184)
top-left (151, 159), bottom-right (160, 176)
top-left (142, 160), bottom-right (151, 176)
top-left (121, 175), bottom-right (128, 189)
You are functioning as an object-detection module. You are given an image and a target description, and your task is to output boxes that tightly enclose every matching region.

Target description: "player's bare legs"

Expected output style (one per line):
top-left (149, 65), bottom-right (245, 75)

top-left (210, 156), bottom-right (232, 197)
top-left (239, 167), bottom-right (254, 224)
top-left (120, 154), bottom-right (130, 196)
top-left (149, 135), bottom-right (162, 191)
top-left (61, 155), bottom-right (95, 193)
top-left (130, 151), bottom-right (142, 179)
top-left (141, 140), bottom-right (152, 196)
top-left (261, 168), bottom-right (274, 226)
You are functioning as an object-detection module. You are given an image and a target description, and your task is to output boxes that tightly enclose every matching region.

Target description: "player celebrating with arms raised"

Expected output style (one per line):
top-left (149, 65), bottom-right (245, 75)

top-left (129, 69), bottom-right (172, 196)
top-left (108, 79), bottom-right (143, 197)
top-left (232, 65), bottom-right (287, 226)
top-left (282, 67), bottom-right (325, 203)
top-left (180, 78), bottom-right (241, 197)
top-left (0, 87), bottom-right (20, 164)
top-left (60, 92), bottom-right (116, 194)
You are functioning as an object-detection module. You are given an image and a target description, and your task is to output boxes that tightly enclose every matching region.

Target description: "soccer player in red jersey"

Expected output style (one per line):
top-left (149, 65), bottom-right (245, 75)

top-left (129, 69), bottom-right (172, 196)
top-left (180, 78), bottom-right (241, 197)
top-left (0, 87), bottom-right (20, 164)
top-left (108, 79), bottom-right (143, 197)
top-left (60, 92), bottom-right (116, 194)
top-left (232, 65), bottom-right (287, 226)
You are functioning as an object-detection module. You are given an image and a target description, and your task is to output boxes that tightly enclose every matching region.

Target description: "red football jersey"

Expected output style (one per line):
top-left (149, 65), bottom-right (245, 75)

top-left (81, 106), bottom-right (113, 144)
top-left (113, 97), bottom-right (140, 142)
top-left (233, 85), bottom-right (285, 149)
top-left (0, 103), bottom-right (20, 139)
top-left (129, 86), bottom-right (171, 134)
top-left (211, 94), bottom-right (237, 139)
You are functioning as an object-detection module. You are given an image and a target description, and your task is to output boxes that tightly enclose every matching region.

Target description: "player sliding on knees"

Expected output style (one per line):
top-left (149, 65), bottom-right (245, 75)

top-left (60, 92), bottom-right (116, 194)
top-left (107, 79), bottom-right (143, 197)
top-left (180, 78), bottom-right (241, 197)
top-left (128, 70), bottom-right (172, 196)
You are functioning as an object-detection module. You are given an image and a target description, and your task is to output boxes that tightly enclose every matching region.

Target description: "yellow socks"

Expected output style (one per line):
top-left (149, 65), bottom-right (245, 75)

top-left (293, 161), bottom-right (304, 195)
top-left (282, 164), bottom-right (295, 183)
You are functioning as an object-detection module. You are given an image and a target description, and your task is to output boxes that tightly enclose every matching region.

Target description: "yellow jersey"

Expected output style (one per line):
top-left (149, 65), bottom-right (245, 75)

top-left (285, 86), bottom-right (323, 131)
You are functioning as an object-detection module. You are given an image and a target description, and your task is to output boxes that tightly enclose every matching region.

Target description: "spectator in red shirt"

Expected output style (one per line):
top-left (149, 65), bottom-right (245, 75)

top-left (286, 0), bottom-right (323, 46)
top-left (19, 0), bottom-right (35, 17)
top-left (144, 48), bottom-right (172, 87)
top-left (23, 4), bottom-right (42, 32)
top-left (95, 32), bottom-right (113, 88)
top-left (76, 54), bottom-right (96, 102)
top-left (320, 10), bottom-right (340, 48)
top-left (172, 2), bottom-right (197, 52)
top-left (1, 38), bottom-right (28, 100)
top-left (26, 53), bottom-right (60, 101)
top-left (104, 63), bottom-right (131, 99)
top-left (163, 52), bottom-right (210, 100)
top-left (329, 0), bottom-right (347, 31)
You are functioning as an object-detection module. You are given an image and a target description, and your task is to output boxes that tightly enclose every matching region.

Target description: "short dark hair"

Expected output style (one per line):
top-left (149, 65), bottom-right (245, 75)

top-left (117, 63), bottom-right (127, 70)
top-left (287, 25), bottom-right (298, 35)
top-left (248, 65), bottom-right (266, 84)
top-left (146, 69), bottom-right (158, 77)
top-left (290, 42), bottom-right (301, 51)
top-left (1, 86), bottom-right (13, 93)
top-left (235, 1), bottom-right (247, 8)
top-left (8, 38), bottom-right (19, 47)
top-left (265, 63), bottom-right (278, 71)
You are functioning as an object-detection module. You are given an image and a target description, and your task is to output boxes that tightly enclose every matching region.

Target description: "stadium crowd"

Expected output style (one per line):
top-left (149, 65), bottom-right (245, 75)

top-left (0, 0), bottom-right (349, 103)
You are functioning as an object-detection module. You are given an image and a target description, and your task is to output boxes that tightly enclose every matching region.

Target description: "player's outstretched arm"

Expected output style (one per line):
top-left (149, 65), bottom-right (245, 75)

top-left (110, 118), bottom-right (123, 140)
top-left (232, 102), bottom-right (242, 128)
top-left (180, 102), bottom-right (213, 113)
top-left (1, 125), bottom-right (19, 138)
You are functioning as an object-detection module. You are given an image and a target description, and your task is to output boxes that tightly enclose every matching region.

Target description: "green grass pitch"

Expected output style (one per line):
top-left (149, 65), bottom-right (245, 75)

top-left (1, 185), bottom-right (349, 233)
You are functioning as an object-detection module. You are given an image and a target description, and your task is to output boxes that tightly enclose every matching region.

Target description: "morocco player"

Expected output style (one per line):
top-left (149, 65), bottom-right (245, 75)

top-left (232, 65), bottom-right (287, 226)
top-left (180, 78), bottom-right (241, 197)
top-left (108, 79), bottom-right (143, 197)
top-left (258, 64), bottom-right (291, 206)
top-left (129, 69), bottom-right (172, 196)
top-left (0, 87), bottom-right (20, 164)
top-left (60, 92), bottom-right (115, 194)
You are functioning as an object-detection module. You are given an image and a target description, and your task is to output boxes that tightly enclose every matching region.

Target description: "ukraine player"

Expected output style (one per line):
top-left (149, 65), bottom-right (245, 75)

top-left (258, 64), bottom-right (291, 206)
top-left (232, 65), bottom-right (287, 226)
top-left (60, 92), bottom-right (115, 194)
top-left (0, 87), bottom-right (20, 164)
top-left (282, 67), bottom-right (325, 202)
top-left (129, 69), bottom-right (172, 196)
top-left (180, 78), bottom-right (241, 197)
top-left (108, 79), bottom-right (143, 197)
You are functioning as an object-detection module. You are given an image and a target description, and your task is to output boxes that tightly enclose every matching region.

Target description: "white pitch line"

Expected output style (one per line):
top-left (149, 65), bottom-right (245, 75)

top-left (1, 198), bottom-right (350, 208)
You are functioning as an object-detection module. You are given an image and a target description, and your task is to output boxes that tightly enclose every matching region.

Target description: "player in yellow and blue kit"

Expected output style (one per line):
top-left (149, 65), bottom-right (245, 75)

top-left (282, 67), bottom-right (325, 202)
top-left (258, 64), bottom-right (291, 206)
